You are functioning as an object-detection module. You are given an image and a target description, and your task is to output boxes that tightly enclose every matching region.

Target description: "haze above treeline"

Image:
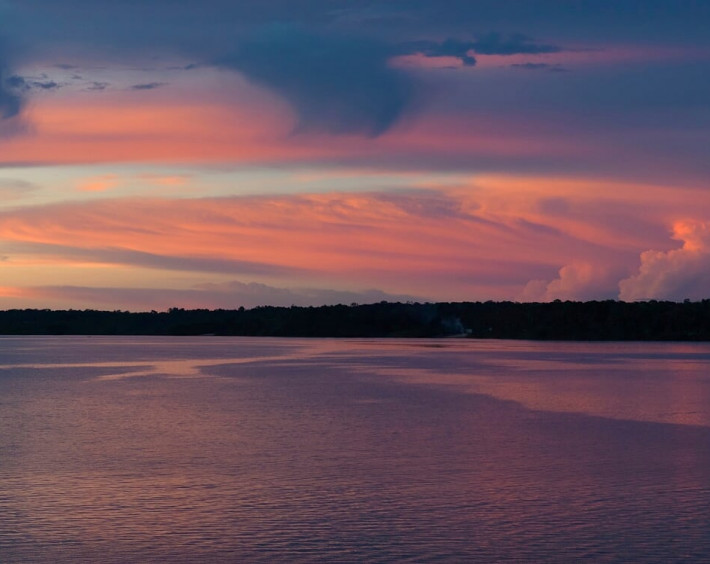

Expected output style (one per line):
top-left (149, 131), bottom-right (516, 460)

top-left (1, 301), bottom-right (709, 341)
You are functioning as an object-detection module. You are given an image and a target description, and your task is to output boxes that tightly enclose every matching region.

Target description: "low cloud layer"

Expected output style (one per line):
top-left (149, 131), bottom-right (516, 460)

top-left (8, 281), bottom-right (421, 311)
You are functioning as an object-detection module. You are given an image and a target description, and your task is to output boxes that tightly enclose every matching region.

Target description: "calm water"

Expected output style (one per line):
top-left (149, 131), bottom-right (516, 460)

top-left (1, 336), bottom-right (710, 562)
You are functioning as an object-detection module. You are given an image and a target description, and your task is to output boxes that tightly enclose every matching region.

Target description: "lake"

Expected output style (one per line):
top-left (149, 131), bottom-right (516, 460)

top-left (1, 336), bottom-right (710, 562)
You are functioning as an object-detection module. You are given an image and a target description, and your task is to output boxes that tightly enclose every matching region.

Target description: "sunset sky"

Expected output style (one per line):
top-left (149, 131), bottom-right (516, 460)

top-left (1, 1), bottom-right (710, 310)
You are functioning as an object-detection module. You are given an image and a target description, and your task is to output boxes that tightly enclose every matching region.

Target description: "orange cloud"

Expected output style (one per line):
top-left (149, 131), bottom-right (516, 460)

top-left (77, 174), bottom-right (120, 192)
top-left (0, 286), bottom-right (32, 299)
top-left (138, 175), bottom-right (190, 187)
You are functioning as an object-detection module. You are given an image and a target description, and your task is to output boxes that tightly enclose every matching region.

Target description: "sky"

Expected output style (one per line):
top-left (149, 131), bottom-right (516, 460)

top-left (1, 0), bottom-right (710, 310)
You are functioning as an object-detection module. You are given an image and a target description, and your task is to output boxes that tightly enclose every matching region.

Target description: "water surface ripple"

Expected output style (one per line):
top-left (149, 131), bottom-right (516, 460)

top-left (1, 337), bottom-right (709, 562)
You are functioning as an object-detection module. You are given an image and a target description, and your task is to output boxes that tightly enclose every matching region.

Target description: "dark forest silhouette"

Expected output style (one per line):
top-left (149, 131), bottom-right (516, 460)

top-left (1, 300), bottom-right (710, 340)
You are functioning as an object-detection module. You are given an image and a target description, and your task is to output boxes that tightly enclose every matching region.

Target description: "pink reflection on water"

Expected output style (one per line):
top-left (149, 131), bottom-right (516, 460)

top-left (360, 340), bottom-right (710, 427)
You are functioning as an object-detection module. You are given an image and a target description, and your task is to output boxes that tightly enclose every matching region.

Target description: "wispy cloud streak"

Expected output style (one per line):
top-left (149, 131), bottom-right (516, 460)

top-left (2, 177), bottom-right (708, 306)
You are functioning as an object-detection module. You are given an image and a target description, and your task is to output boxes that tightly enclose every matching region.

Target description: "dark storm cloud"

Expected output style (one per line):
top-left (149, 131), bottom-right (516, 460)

top-left (6, 3), bottom-right (415, 135)
top-left (403, 39), bottom-right (478, 66)
top-left (4, 0), bottom-right (709, 141)
top-left (6, 75), bottom-right (62, 91)
top-left (0, 42), bottom-right (22, 119)
top-left (217, 25), bottom-right (412, 136)
top-left (375, 0), bottom-right (710, 44)
top-left (9, 1), bottom-right (710, 53)
top-left (470, 33), bottom-right (560, 55)
top-left (0, 80), bottom-right (21, 118)
top-left (403, 33), bottom-right (561, 67)
top-left (4, 74), bottom-right (24, 89)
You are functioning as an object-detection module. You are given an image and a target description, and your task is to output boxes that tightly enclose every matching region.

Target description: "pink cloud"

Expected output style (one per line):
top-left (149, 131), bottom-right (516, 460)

top-left (0, 86), bottom-right (627, 175)
top-left (521, 262), bottom-right (622, 301)
top-left (2, 177), bottom-right (710, 307)
top-left (0, 187), bottom-right (581, 301)
top-left (619, 220), bottom-right (710, 301)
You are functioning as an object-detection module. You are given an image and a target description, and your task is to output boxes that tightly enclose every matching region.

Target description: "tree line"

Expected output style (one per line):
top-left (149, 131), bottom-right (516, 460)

top-left (0, 300), bottom-right (709, 340)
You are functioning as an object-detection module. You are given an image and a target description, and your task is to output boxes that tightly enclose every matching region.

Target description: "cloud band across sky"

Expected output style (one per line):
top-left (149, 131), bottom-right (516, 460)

top-left (2, 178), bottom-right (709, 309)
